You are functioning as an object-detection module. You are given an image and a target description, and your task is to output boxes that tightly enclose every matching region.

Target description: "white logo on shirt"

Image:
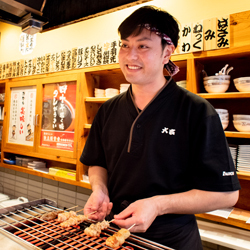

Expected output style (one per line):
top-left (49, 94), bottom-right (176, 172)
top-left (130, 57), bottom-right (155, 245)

top-left (161, 127), bottom-right (176, 135)
top-left (222, 171), bottom-right (234, 176)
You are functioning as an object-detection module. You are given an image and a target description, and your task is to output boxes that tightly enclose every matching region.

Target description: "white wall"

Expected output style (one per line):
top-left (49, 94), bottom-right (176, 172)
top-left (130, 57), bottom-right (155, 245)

top-left (1, 0), bottom-right (250, 63)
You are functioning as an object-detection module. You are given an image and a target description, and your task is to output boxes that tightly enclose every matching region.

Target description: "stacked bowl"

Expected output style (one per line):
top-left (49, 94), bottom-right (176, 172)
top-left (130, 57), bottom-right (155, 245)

top-left (237, 145), bottom-right (250, 172)
top-left (176, 80), bottom-right (187, 89)
top-left (215, 109), bottom-right (229, 130)
top-left (95, 88), bottom-right (120, 98)
top-left (105, 88), bottom-right (119, 98)
top-left (94, 88), bottom-right (105, 97)
top-left (233, 114), bottom-right (250, 132)
top-left (203, 75), bottom-right (231, 93)
top-left (233, 77), bottom-right (250, 92)
top-left (120, 83), bottom-right (130, 93)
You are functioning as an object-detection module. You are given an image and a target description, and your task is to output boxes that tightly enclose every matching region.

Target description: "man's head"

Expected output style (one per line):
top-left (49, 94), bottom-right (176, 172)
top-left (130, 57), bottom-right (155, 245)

top-left (118, 5), bottom-right (179, 50)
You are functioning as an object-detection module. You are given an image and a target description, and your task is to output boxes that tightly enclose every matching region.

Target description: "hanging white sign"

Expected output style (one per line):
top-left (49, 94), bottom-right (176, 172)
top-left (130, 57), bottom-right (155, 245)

top-left (19, 33), bottom-right (37, 55)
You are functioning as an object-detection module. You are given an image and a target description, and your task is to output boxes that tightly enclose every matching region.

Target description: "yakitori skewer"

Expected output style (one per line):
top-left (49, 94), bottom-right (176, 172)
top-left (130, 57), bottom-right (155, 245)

top-left (40, 205), bottom-right (78, 221)
top-left (60, 214), bottom-right (87, 228)
top-left (84, 219), bottom-right (110, 237)
top-left (57, 210), bottom-right (77, 222)
top-left (105, 224), bottom-right (135, 248)
top-left (60, 211), bottom-right (96, 228)
top-left (57, 206), bottom-right (85, 223)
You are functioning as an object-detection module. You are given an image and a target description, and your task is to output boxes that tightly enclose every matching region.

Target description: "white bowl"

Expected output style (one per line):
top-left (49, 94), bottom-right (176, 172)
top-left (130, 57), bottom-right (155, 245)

top-left (203, 75), bottom-right (230, 93)
top-left (95, 88), bottom-right (105, 93)
top-left (233, 114), bottom-right (250, 121)
top-left (233, 77), bottom-right (250, 92)
top-left (204, 84), bottom-right (229, 93)
top-left (234, 83), bottom-right (250, 92)
top-left (233, 77), bottom-right (250, 84)
top-left (120, 83), bottom-right (130, 87)
top-left (221, 120), bottom-right (229, 130)
top-left (215, 108), bottom-right (228, 115)
top-left (120, 87), bottom-right (129, 93)
top-left (95, 88), bottom-right (105, 97)
top-left (216, 109), bottom-right (229, 120)
top-left (176, 80), bottom-right (187, 89)
top-left (120, 83), bottom-right (130, 93)
top-left (204, 79), bottom-right (230, 85)
top-left (233, 120), bottom-right (250, 132)
top-left (105, 88), bottom-right (119, 97)
top-left (219, 114), bottom-right (229, 120)
top-left (95, 94), bottom-right (105, 97)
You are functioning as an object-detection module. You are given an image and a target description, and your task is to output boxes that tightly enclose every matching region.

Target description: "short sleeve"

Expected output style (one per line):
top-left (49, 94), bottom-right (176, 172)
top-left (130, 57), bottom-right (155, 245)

top-left (190, 113), bottom-right (240, 191)
top-left (80, 108), bottom-right (107, 169)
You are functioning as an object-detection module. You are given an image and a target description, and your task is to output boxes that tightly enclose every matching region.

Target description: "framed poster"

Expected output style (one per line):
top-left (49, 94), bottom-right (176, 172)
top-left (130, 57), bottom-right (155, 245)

top-left (8, 86), bottom-right (36, 146)
top-left (41, 81), bottom-right (76, 151)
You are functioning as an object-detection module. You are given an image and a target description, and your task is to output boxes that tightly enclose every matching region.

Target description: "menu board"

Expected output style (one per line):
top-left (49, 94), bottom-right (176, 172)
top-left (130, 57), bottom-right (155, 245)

top-left (8, 86), bottom-right (36, 146)
top-left (40, 81), bottom-right (76, 151)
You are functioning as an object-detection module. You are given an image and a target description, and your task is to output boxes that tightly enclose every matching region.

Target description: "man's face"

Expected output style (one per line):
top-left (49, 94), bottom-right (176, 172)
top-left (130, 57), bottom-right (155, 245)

top-left (118, 28), bottom-right (171, 86)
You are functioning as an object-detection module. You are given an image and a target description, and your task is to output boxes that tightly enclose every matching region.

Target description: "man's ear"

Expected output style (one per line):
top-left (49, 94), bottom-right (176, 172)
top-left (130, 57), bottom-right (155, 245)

top-left (162, 45), bottom-right (175, 64)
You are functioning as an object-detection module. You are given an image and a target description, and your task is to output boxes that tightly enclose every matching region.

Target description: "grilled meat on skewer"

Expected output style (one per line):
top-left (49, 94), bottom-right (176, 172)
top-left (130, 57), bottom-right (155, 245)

top-left (84, 220), bottom-right (110, 237)
top-left (84, 227), bottom-right (102, 237)
top-left (40, 210), bottom-right (63, 221)
top-left (106, 228), bottom-right (131, 248)
top-left (40, 205), bottom-right (79, 221)
top-left (57, 210), bottom-right (77, 222)
top-left (60, 214), bottom-right (88, 228)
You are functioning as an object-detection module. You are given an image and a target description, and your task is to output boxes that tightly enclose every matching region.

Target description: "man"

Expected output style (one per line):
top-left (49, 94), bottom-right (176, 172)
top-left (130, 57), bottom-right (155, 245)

top-left (80, 6), bottom-right (240, 249)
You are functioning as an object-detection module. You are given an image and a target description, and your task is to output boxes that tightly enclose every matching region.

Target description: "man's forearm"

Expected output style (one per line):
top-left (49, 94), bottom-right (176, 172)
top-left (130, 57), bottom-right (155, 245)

top-left (152, 189), bottom-right (239, 216)
top-left (88, 166), bottom-right (109, 194)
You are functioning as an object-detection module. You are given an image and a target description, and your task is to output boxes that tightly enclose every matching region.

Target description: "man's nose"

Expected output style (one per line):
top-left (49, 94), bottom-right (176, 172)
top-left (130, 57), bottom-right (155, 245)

top-left (127, 47), bottom-right (138, 60)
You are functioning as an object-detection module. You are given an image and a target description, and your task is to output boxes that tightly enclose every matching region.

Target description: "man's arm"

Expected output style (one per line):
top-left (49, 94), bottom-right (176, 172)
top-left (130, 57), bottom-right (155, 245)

top-left (155, 189), bottom-right (239, 215)
top-left (84, 166), bottom-right (113, 221)
top-left (88, 166), bottom-right (109, 194)
top-left (114, 189), bottom-right (239, 232)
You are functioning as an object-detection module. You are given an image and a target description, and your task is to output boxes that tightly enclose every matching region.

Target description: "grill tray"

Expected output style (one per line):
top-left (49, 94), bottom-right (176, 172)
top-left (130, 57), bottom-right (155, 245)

top-left (0, 198), bottom-right (174, 250)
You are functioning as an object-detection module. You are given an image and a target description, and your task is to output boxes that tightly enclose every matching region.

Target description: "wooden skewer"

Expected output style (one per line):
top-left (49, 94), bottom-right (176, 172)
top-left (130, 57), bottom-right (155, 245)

top-left (65, 205), bottom-right (78, 211)
top-left (128, 223), bottom-right (136, 231)
top-left (75, 209), bottom-right (97, 216)
top-left (76, 208), bottom-right (84, 213)
top-left (88, 211), bottom-right (97, 215)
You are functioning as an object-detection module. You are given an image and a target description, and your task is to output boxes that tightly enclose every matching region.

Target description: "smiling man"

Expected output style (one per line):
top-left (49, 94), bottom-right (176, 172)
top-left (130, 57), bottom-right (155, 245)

top-left (118, 26), bottom-right (174, 110)
top-left (81, 6), bottom-right (240, 250)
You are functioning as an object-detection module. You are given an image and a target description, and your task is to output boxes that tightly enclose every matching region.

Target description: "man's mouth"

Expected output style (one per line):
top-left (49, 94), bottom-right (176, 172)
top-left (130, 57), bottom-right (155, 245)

top-left (127, 65), bottom-right (141, 70)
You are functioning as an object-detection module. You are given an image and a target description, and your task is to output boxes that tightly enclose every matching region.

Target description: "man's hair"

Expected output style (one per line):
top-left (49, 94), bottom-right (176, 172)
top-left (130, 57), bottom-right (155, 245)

top-left (118, 5), bottom-right (179, 48)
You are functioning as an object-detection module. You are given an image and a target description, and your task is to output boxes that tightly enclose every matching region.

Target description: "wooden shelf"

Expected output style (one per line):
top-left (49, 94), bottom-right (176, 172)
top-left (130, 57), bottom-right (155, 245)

top-left (225, 131), bottom-right (250, 138)
top-left (237, 171), bottom-right (250, 181)
top-left (2, 148), bottom-right (77, 164)
top-left (196, 207), bottom-right (250, 231)
top-left (198, 92), bottom-right (250, 99)
top-left (85, 97), bottom-right (109, 103)
top-left (0, 162), bottom-right (91, 189)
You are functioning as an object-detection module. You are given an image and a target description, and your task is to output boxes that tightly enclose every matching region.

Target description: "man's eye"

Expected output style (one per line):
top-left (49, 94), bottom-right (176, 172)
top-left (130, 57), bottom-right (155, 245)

top-left (139, 45), bottom-right (148, 49)
top-left (121, 44), bottom-right (128, 48)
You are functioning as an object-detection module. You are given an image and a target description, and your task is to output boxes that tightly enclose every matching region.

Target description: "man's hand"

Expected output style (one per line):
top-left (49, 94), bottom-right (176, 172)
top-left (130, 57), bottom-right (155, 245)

top-left (84, 189), bottom-right (113, 221)
top-left (112, 189), bottom-right (239, 232)
top-left (84, 166), bottom-right (112, 221)
top-left (113, 198), bottom-right (158, 232)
